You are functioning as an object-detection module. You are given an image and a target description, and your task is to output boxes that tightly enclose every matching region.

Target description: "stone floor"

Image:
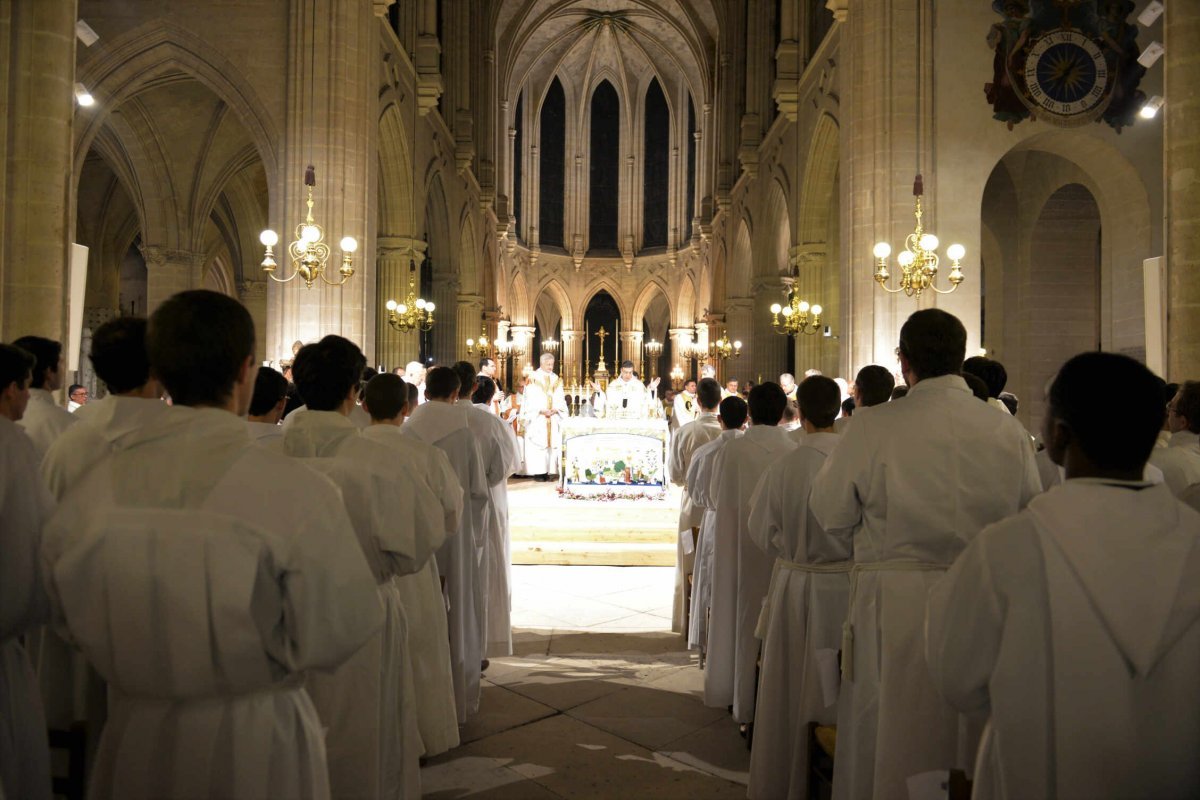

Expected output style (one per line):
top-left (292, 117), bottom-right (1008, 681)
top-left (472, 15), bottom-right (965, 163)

top-left (421, 567), bottom-right (750, 798)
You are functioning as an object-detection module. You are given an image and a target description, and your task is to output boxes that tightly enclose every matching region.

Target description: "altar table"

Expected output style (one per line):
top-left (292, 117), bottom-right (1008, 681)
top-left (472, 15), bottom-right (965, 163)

top-left (560, 417), bottom-right (669, 498)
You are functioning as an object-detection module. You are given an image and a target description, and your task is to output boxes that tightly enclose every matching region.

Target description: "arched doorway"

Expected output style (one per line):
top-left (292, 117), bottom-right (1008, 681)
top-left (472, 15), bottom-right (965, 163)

top-left (583, 290), bottom-right (621, 380)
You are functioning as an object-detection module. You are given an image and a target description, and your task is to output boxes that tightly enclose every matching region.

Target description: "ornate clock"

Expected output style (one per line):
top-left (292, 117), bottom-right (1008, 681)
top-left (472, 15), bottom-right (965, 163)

top-left (1018, 28), bottom-right (1114, 126)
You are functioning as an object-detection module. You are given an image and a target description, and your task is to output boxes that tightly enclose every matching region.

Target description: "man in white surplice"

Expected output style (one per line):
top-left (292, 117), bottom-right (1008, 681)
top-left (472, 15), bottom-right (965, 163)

top-left (927, 352), bottom-right (1200, 800)
top-left (362, 373), bottom-right (464, 758)
top-left (41, 290), bottom-right (382, 800)
top-left (746, 376), bottom-right (850, 800)
top-left (605, 360), bottom-right (660, 419)
top-left (519, 353), bottom-right (567, 479)
top-left (671, 379), bottom-right (699, 432)
top-left (403, 366), bottom-right (491, 723)
top-left (705, 382), bottom-right (796, 724)
top-left (453, 361), bottom-right (520, 659)
top-left (685, 395), bottom-right (746, 654)
top-left (284, 335), bottom-right (445, 800)
top-left (1149, 381), bottom-right (1200, 497)
top-left (810, 309), bottom-right (1041, 800)
top-left (0, 343), bottom-right (54, 800)
top-left (245, 366), bottom-right (288, 450)
top-left (667, 377), bottom-right (721, 633)
top-left (12, 336), bottom-right (76, 458)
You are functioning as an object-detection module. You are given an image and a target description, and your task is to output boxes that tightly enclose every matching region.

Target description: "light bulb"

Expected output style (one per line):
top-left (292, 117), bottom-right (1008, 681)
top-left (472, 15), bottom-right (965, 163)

top-left (947, 243), bottom-right (966, 261)
top-left (733, 340), bottom-right (742, 349)
top-left (781, 306), bottom-right (793, 317)
top-left (416, 299), bottom-right (426, 309)
top-left (898, 250), bottom-right (916, 267)
top-left (259, 229), bottom-right (279, 247)
top-left (770, 303), bottom-right (782, 314)
top-left (797, 301), bottom-right (810, 313)
top-left (812, 304), bottom-right (823, 315)
top-left (919, 233), bottom-right (939, 251)
top-left (301, 225), bottom-right (320, 244)
top-left (339, 236), bottom-right (357, 253)
top-left (426, 302), bottom-right (435, 312)
top-left (74, 84), bottom-right (95, 107)
top-left (386, 299), bottom-right (397, 311)
top-left (873, 242), bottom-right (891, 259)
top-left (466, 339), bottom-right (475, 347)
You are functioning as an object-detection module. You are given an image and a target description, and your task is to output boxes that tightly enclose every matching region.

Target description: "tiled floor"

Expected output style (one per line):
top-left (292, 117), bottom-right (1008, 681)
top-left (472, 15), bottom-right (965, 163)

top-left (421, 567), bottom-right (750, 798)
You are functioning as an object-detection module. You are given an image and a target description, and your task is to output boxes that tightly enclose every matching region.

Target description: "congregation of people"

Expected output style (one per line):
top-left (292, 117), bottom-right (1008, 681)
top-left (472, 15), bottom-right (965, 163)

top-left (3, 292), bottom-right (1200, 799)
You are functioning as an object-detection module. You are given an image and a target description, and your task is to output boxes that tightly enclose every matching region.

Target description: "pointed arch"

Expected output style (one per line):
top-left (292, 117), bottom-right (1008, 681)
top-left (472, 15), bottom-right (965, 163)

top-left (538, 76), bottom-right (566, 247)
top-left (534, 278), bottom-right (574, 331)
top-left (508, 270), bottom-right (532, 325)
top-left (378, 100), bottom-right (414, 236)
top-left (589, 79), bottom-right (620, 250)
top-left (675, 276), bottom-right (697, 327)
top-left (578, 278), bottom-right (630, 323)
top-left (798, 114), bottom-right (840, 246)
top-left (630, 280), bottom-right (673, 327)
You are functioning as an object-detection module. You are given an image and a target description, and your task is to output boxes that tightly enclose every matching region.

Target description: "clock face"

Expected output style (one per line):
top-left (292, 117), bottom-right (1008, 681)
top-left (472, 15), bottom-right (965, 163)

top-left (1020, 29), bottom-right (1112, 125)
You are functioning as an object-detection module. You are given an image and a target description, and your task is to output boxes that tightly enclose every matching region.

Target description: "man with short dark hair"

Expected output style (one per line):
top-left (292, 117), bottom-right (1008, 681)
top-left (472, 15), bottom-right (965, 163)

top-left (13, 335), bottom-right (75, 456)
top-left (963, 355), bottom-right (1011, 414)
top-left (40, 290), bottom-right (381, 799)
top-left (836, 365), bottom-right (896, 435)
top-left (811, 308), bottom-right (1041, 798)
top-left (1149, 381), bottom-right (1200, 497)
top-left (723, 378), bottom-right (739, 398)
top-left (246, 366), bottom-right (288, 447)
top-left (66, 384), bottom-right (88, 412)
top-left (668, 377), bottom-right (722, 634)
top-left (707, 382), bottom-right (797, 724)
top-left (685, 394), bottom-right (747, 656)
top-left (747, 374), bottom-right (849, 799)
top-left (672, 378), bottom-right (699, 430)
top-left (0, 342), bottom-right (53, 800)
top-left (605, 359), bottom-right (658, 418)
top-left (927, 352), bottom-right (1200, 799)
top-left (478, 357), bottom-right (505, 416)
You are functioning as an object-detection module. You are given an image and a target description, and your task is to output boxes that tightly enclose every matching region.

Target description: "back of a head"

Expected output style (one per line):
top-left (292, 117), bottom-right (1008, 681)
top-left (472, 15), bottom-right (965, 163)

top-left (999, 391), bottom-right (1019, 415)
top-left (424, 366), bottom-right (460, 400)
top-left (963, 372), bottom-right (990, 401)
top-left (854, 364), bottom-right (896, 407)
top-left (0, 343), bottom-right (35, 392)
top-left (890, 384), bottom-right (909, 401)
top-left (748, 381), bottom-right (788, 426)
top-left (452, 360), bottom-right (478, 396)
top-left (696, 377), bottom-right (722, 410)
top-left (799, 375), bottom-right (841, 429)
top-left (147, 290), bottom-right (254, 407)
top-left (12, 335), bottom-right (61, 389)
top-left (292, 335), bottom-right (367, 411)
top-left (898, 309), bottom-right (967, 380)
top-left (962, 356), bottom-right (1008, 398)
top-left (1164, 381), bottom-right (1180, 408)
top-left (90, 317), bottom-right (151, 395)
top-left (479, 357), bottom-right (494, 372)
top-left (842, 397), bottom-right (856, 417)
top-left (718, 395), bottom-right (748, 430)
top-left (249, 367), bottom-right (289, 417)
top-left (1176, 381), bottom-right (1200, 435)
top-left (782, 403), bottom-right (800, 423)
top-left (363, 373), bottom-right (407, 420)
top-left (359, 367), bottom-right (378, 397)
top-left (1049, 352), bottom-right (1163, 472)
top-left (472, 376), bottom-right (497, 405)
top-left (406, 381), bottom-right (419, 407)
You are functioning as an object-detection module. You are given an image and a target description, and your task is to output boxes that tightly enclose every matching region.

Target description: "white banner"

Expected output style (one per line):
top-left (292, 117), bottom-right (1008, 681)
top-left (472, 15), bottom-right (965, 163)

top-left (68, 243), bottom-right (89, 371)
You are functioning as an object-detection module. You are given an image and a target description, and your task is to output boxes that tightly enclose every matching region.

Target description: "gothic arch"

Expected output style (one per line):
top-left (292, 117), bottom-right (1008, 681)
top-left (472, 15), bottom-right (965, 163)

top-left (630, 280), bottom-right (674, 328)
top-left (378, 100), bottom-right (415, 236)
top-left (675, 275), bottom-right (697, 327)
top-left (508, 270), bottom-right (532, 325)
top-left (535, 278), bottom-right (575, 331)
top-left (798, 113), bottom-right (839, 246)
top-left (578, 279), bottom-right (630, 324)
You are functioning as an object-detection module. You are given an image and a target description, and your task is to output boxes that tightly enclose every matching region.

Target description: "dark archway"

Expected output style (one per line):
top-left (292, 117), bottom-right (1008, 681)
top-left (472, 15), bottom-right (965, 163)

top-left (583, 290), bottom-right (620, 377)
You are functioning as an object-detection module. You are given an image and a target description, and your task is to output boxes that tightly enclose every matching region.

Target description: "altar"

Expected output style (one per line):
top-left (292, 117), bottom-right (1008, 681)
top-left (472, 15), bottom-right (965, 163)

top-left (560, 417), bottom-right (669, 499)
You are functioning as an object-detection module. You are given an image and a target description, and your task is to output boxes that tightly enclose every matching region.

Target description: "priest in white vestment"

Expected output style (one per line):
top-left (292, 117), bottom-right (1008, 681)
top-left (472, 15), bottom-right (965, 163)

top-left (285, 336), bottom-right (445, 800)
top-left (519, 353), bottom-right (567, 478)
top-left (705, 383), bottom-right (796, 723)
top-left (41, 291), bottom-right (383, 800)
top-left (928, 352), bottom-right (1200, 800)
top-left (404, 361), bottom-right (427, 405)
top-left (779, 373), bottom-right (798, 404)
top-left (605, 361), bottom-right (660, 419)
top-left (746, 376), bottom-right (850, 800)
top-left (671, 379), bottom-right (699, 432)
top-left (811, 309), bottom-right (1041, 800)
top-left (0, 344), bottom-right (53, 800)
top-left (403, 366), bottom-right (492, 723)
top-left (245, 365), bottom-right (288, 448)
top-left (1149, 381), bottom-right (1200, 497)
top-left (454, 362), bottom-right (520, 659)
top-left (667, 378), bottom-right (721, 633)
top-left (12, 336), bottom-right (76, 458)
top-left (362, 373), bottom-right (464, 757)
top-left (685, 395), bottom-right (746, 653)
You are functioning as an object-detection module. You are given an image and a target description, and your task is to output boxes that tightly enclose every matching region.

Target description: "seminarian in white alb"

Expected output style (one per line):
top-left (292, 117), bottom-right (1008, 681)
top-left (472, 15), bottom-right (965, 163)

top-left (2, 1), bottom-right (1199, 798)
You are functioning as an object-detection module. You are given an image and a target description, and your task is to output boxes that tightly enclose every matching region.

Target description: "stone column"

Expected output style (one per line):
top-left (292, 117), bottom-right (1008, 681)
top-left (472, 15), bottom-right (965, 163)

top-left (431, 275), bottom-right (459, 365)
top-left (724, 298), bottom-right (755, 385)
top-left (238, 280), bottom-right (269, 364)
top-left (375, 237), bottom-right (425, 369)
top-left (0, 0), bottom-right (76, 341)
top-left (141, 246), bottom-right (203, 314)
top-left (1166, 1), bottom-right (1200, 379)
top-left (620, 330), bottom-right (643, 375)
top-left (510, 324), bottom-right (535, 378)
top-left (457, 292), bottom-right (484, 362)
top-left (561, 328), bottom-right (581, 386)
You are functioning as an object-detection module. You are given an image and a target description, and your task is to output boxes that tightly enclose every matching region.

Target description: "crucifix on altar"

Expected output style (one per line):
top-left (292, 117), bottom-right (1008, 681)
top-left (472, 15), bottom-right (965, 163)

top-left (593, 325), bottom-right (611, 387)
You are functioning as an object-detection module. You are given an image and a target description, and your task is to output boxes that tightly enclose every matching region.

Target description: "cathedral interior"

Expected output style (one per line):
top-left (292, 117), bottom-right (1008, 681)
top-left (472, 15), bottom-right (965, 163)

top-left (1, 0), bottom-right (1193, 438)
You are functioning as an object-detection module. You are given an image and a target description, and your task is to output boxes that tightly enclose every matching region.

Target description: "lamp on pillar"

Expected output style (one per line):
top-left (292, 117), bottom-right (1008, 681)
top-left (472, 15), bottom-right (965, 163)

top-left (669, 364), bottom-right (684, 391)
top-left (709, 331), bottom-right (742, 360)
top-left (260, 166), bottom-right (357, 288)
top-left (872, 175), bottom-right (965, 297)
top-left (465, 325), bottom-right (490, 356)
top-left (644, 338), bottom-right (663, 379)
top-left (770, 294), bottom-right (823, 336)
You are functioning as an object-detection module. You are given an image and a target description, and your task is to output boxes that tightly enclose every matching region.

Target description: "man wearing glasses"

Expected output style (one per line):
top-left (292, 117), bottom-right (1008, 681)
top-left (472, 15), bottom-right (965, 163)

top-left (66, 384), bottom-right (88, 412)
top-left (1150, 381), bottom-right (1200, 498)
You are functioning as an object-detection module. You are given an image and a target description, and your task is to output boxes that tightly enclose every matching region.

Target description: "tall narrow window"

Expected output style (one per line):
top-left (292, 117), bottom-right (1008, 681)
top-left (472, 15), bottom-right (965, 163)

top-left (513, 92), bottom-right (523, 241)
top-left (686, 95), bottom-right (697, 240)
top-left (539, 78), bottom-right (565, 248)
top-left (642, 78), bottom-right (669, 249)
top-left (589, 80), bottom-right (619, 251)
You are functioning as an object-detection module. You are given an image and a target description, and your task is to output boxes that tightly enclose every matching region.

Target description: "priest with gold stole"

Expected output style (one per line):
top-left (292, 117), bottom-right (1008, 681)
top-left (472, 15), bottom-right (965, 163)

top-left (605, 361), bottom-right (661, 419)
top-left (519, 353), bottom-right (567, 480)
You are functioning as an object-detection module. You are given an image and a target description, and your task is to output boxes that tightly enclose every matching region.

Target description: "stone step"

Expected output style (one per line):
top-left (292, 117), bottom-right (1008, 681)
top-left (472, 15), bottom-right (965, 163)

top-left (511, 540), bottom-right (676, 567)
top-left (509, 520), bottom-right (677, 544)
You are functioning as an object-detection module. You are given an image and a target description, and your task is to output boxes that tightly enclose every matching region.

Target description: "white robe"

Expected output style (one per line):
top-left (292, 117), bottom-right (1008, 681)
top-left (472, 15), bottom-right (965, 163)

top-left (41, 406), bottom-right (382, 800)
top-left (667, 412), bottom-right (720, 633)
top-left (685, 429), bottom-right (740, 651)
top-left (518, 371), bottom-right (567, 475)
top-left (402, 401), bottom-right (490, 722)
top-left (927, 480), bottom-right (1200, 800)
top-left (672, 391), bottom-right (698, 431)
top-left (746, 432), bottom-right (850, 800)
top-left (605, 376), bottom-right (648, 419)
top-left (0, 418), bottom-right (53, 800)
top-left (282, 410), bottom-right (444, 800)
top-left (362, 424), bottom-right (463, 757)
top-left (247, 419), bottom-right (283, 449)
top-left (705, 424), bottom-right (797, 721)
top-left (1148, 430), bottom-right (1200, 498)
top-left (461, 400), bottom-right (520, 657)
top-left (18, 387), bottom-right (76, 459)
top-left (810, 374), bottom-right (1042, 800)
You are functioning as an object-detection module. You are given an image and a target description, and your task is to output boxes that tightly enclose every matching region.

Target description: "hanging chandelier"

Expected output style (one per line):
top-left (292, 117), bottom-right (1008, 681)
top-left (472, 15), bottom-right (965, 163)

top-left (541, 337), bottom-right (559, 354)
top-left (770, 291), bottom-right (822, 336)
top-left (465, 325), bottom-right (490, 356)
top-left (260, 166), bottom-right (357, 288)
top-left (643, 338), bottom-right (662, 359)
top-left (385, 260), bottom-right (435, 332)
top-left (872, 175), bottom-right (965, 297)
top-left (709, 331), bottom-right (742, 360)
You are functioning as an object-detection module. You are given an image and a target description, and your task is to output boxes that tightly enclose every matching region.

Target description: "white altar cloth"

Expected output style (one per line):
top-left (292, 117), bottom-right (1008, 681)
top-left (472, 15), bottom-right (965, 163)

top-left (560, 418), bottom-right (668, 499)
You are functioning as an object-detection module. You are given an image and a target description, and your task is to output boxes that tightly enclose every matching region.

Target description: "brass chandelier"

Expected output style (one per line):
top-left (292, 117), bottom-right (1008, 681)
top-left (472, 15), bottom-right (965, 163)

top-left (465, 325), bottom-right (490, 356)
top-left (385, 261), bottom-right (435, 332)
top-left (260, 172), bottom-right (357, 289)
top-left (872, 175), bottom-right (964, 297)
top-left (709, 331), bottom-right (742, 360)
top-left (770, 292), bottom-right (822, 336)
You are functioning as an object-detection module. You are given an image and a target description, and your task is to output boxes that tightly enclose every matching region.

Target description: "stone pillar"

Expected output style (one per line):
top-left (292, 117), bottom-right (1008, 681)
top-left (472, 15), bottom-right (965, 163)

top-left (510, 324), bottom-right (535, 378)
top-left (414, 0), bottom-right (442, 114)
top-left (0, 0), bottom-right (76, 341)
top-left (621, 330), bottom-right (643, 375)
top-left (724, 298), bottom-right (754, 385)
top-left (431, 275), bottom-right (459, 365)
top-left (375, 237), bottom-right (424, 369)
top-left (457, 292), bottom-right (484, 362)
top-left (238, 280), bottom-right (269, 364)
top-left (268, 0), bottom-right (376, 361)
top-left (141, 246), bottom-right (203, 314)
top-left (561, 328), bottom-right (581, 386)
top-left (1166, 1), bottom-right (1200, 379)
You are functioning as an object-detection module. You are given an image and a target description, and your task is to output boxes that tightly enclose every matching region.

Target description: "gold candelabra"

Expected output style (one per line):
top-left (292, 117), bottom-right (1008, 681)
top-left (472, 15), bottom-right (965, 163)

top-left (770, 292), bottom-right (822, 336)
top-left (709, 331), bottom-right (742, 360)
top-left (465, 326), bottom-right (490, 356)
top-left (669, 364), bottom-right (685, 391)
top-left (541, 337), bottom-right (559, 354)
top-left (260, 166), bottom-right (356, 288)
top-left (873, 174), bottom-right (965, 297)
top-left (385, 260), bottom-right (435, 332)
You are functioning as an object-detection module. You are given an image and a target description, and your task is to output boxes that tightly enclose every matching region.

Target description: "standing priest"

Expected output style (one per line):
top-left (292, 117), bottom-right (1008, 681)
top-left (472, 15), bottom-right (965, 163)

top-left (519, 353), bottom-right (567, 480)
top-left (606, 361), bottom-right (660, 419)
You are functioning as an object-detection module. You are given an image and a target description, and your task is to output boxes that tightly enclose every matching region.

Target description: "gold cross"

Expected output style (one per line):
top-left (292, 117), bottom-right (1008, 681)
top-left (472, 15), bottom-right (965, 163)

top-left (595, 326), bottom-right (608, 349)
